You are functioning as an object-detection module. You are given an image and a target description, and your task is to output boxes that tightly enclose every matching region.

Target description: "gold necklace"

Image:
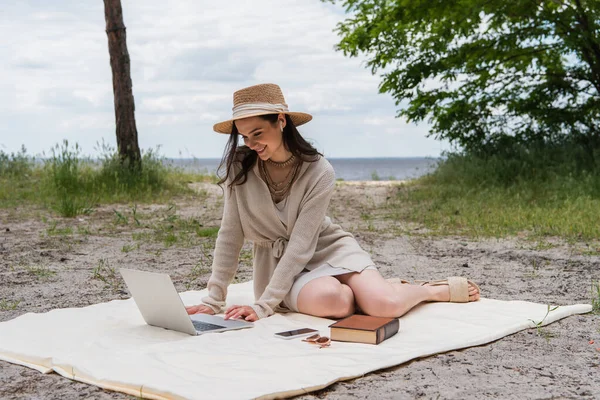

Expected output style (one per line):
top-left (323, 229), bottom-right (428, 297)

top-left (266, 154), bottom-right (295, 168)
top-left (260, 159), bottom-right (301, 202)
top-left (265, 161), bottom-right (296, 188)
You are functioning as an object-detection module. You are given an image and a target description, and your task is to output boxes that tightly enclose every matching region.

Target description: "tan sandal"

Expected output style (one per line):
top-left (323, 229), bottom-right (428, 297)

top-left (417, 276), bottom-right (480, 303)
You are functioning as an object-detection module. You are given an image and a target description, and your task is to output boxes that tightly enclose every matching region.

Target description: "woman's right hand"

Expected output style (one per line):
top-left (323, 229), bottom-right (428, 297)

top-left (185, 304), bottom-right (215, 315)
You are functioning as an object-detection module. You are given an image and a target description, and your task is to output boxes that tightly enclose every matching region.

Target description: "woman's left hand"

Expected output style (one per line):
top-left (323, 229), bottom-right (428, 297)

top-left (224, 305), bottom-right (259, 322)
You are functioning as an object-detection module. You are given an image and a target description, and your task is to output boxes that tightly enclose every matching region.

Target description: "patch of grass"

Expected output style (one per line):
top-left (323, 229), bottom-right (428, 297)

top-left (0, 141), bottom-right (213, 216)
top-left (185, 241), bottom-right (214, 290)
top-left (530, 241), bottom-right (556, 251)
top-left (77, 225), bottom-right (92, 235)
top-left (140, 204), bottom-right (218, 248)
top-left (196, 226), bottom-right (220, 238)
top-left (132, 231), bottom-right (151, 241)
top-left (524, 259), bottom-right (541, 279)
top-left (0, 146), bottom-right (40, 206)
top-left (114, 204), bottom-right (219, 248)
top-left (113, 204), bottom-right (144, 227)
top-left (92, 258), bottom-right (121, 292)
top-left (121, 244), bottom-right (139, 253)
top-left (371, 171), bottom-right (380, 181)
top-left (0, 145), bottom-right (33, 178)
top-left (592, 280), bottom-right (600, 314)
top-left (0, 299), bottom-right (20, 311)
top-left (90, 141), bottom-right (203, 204)
top-left (577, 244), bottom-right (600, 256)
top-left (25, 265), bottom-right (56, 279)
top-left (529, 304), bottom-right (559, 341)
top-left (240, 249), bottom-right (252, 262)
top-left (131, 204), bottom-right (141, 226)
top-left (43, 140), bottom-right (96, 217)
top-left (185, 260), bottom-right (211, 290)
top-left (163, 232), bottom-right (178, 247)
top-left (151, 248), bottom-right (163, 257)
top-left (113, 209), bottom-right (129, 225)
top-left (390, 149), bottom-right (600, 240)
top-left (46, 221), bottom-right (74, 236)
top-left (393, 181), bottom-right (600, 239)
top-left (57, 197), bottom-right (95, 218)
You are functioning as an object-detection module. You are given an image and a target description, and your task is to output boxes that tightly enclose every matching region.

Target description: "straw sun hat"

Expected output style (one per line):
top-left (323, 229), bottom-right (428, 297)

top-left (212, 83), bottom-right (313, 134)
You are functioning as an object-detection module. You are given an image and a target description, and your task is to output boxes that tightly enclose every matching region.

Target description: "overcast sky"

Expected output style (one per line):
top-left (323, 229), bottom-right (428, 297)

top-left (0, 0), bottom-right (450, 159)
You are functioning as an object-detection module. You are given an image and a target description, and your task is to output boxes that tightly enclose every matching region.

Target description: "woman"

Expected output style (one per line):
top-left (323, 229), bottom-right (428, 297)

top-left (186, 83), bottom-right (480, 322)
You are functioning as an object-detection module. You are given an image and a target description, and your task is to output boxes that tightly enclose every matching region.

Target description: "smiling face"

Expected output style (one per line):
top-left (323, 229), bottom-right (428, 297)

top-left (234, 114), bottom-right (290, 162)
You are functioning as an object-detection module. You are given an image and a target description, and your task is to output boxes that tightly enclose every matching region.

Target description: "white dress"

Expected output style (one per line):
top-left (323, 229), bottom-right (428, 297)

top-left (273, 196), bottom-right (376, 312)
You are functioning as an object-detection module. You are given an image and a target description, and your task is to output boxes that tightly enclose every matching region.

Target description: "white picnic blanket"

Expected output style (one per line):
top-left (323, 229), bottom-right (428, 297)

top-left (0, 281), bottom-right (591, 400)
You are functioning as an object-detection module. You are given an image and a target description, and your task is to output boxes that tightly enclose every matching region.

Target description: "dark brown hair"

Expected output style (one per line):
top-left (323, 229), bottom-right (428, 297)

top-left (217, 114), bottom-right (322, 189)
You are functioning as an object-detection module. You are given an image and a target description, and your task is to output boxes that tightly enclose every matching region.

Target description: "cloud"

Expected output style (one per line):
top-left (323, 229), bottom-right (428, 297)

top-left (168, 49), bottom-right (256, 82)
top-left (0, 0), bottom-right (444, 158)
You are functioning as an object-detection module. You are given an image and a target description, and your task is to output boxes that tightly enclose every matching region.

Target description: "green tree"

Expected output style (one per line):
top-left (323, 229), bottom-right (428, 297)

top-left (324, 0), bottom-right (600, 154)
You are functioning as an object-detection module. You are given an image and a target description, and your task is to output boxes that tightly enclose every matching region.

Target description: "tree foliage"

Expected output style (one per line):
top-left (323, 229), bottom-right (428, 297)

top-left (324, 0), bottom-right (600, 153)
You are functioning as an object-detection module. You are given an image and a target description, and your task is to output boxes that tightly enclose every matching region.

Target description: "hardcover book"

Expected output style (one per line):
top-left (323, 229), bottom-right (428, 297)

top-left (328, 315), bottom-right (399, 345)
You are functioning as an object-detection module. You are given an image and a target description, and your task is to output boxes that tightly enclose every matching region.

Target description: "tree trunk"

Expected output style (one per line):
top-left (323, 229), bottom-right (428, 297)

top-left (103, 0), bottom-right (141, 167)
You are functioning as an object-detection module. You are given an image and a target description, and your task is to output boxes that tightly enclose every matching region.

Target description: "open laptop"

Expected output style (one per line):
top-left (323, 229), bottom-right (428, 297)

top-left (119, 268), bottom-right (253, 336)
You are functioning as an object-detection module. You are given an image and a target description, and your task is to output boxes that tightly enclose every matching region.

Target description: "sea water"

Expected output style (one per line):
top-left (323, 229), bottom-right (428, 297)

top-left (168, 157), bottom-right (438, 181)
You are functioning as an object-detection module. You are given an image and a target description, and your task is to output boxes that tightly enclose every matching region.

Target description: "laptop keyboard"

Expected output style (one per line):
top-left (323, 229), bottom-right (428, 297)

top-left (191, 320), bottom-right (226, 332)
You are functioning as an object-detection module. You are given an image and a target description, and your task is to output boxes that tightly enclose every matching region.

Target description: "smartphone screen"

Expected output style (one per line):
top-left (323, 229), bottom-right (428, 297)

top-left (274, 328), bottom-right (318, 338)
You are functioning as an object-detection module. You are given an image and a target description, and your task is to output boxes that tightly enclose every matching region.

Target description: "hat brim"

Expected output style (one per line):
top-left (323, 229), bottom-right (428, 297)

top-left (213, 111), bottom-right (313, 134)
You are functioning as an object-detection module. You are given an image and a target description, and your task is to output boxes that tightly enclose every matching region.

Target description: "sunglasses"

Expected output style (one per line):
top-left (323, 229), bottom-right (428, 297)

top-left (302, 333), bottom-right (331, 348)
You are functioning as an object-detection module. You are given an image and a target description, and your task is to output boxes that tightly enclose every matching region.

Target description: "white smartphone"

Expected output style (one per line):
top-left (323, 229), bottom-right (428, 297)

top-left (274, 328), bottom-right (319, 340)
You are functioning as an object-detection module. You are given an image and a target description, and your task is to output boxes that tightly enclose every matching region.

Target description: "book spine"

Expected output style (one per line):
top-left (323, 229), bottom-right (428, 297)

top-left (376, 319), bottom-right (400, 344)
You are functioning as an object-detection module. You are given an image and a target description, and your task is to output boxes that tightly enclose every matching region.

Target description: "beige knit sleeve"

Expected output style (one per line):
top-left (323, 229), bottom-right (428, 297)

top-left (250, 166), bottom-right (336, 319)
top-left (201, 183), bottom-right (245, 314)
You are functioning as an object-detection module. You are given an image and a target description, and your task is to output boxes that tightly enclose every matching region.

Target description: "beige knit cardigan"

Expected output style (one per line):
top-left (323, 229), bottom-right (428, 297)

top-left (201, 156), bottom-right (375, 319)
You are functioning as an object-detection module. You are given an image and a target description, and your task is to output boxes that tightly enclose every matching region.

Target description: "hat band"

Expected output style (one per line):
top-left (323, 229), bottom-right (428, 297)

top-left (232, 102), bottom-right (289, 119)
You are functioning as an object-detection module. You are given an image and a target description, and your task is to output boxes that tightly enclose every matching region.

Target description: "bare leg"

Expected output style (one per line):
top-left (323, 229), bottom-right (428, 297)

top-left (296, 276), bottom-right (355, 319)
top-left (336, 269), bottom-right (480, 318)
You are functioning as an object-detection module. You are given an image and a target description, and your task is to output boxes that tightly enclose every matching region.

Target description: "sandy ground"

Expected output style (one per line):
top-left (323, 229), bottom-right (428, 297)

top-left (0, 181), bottom-right (599, 399)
